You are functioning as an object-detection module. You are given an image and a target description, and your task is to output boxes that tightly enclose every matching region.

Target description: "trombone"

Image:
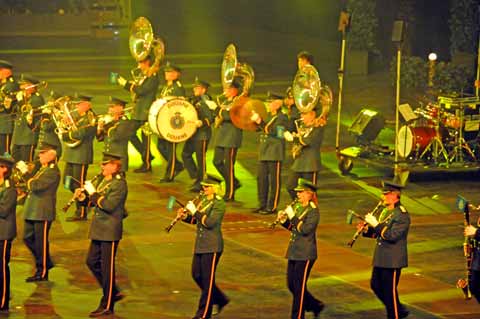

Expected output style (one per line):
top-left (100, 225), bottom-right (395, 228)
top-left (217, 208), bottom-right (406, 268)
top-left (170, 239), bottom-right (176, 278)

top-left (346, 200), bottom-right (384, 247)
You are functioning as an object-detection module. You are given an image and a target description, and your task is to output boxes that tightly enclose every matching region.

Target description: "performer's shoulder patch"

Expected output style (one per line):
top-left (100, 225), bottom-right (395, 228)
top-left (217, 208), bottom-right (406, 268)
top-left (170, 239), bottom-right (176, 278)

top-left (309, 201), bottom-right (317, 208)
top-left (176, 81), bottom-right (183, 87)
top-left (49, 163), bottom-right (55, 168)
top-left (5, 180), bottom-right (10, 188)
top-left (399, 205), bottom-right (407, 213)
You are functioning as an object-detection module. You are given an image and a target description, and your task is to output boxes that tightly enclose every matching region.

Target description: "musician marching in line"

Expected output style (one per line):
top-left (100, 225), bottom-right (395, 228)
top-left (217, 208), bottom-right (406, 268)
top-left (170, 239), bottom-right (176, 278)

top-left (0, 60), bottom-right (19, 156)
top-left (96, 97), bottom-right (136, 172)
top-left (81, 152), bottom-right (128, 317)
top-left (0, 155), bottom-right (17, 312)
top-left (176, 174), bottom-right (229, 318)
top-left (62, 94), bottom-right (97, 222)
top-left (183, 78), bottom-right (216, 192)
top-left (276, 178), bottom-right (324, 319)
top-left (157, 62), bottom-right (185, 182)
top-left (12, 74), bottom-right (44, 163)
top-left (213, 77), bottom-right (243, 202)
top-left (464, 207), bottom-right (480, 303)
top-left (361, 181), bottom-right (410, 319)
top-left (23, 143), bottom-right (60, 282)
top-left (251, 92), bottom-right (289, 215)
top-left (34, 90), bottom-right (63, 160)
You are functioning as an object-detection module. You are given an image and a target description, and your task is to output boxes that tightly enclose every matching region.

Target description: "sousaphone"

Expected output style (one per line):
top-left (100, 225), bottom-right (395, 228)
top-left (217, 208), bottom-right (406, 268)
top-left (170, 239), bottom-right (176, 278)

top-left (292, 64), bottom-right (322, 113)
top-left (221, 44), bottom-right (267, 131)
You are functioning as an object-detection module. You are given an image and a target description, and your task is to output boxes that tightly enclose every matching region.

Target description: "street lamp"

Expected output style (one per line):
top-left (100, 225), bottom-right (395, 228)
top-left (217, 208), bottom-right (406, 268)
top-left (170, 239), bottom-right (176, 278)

top-left (428, 52), bottom-right (437, 88)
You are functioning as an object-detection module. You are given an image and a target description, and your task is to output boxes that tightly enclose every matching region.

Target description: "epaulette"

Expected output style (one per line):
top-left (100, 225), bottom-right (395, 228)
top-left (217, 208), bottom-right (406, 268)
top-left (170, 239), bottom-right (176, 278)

top-left (309, 201), bottom-right (317, 208)
top-left (49, 163), bottom-right (55, 168)
top-left (35, 92), bottom-right (40, 96)
top-left (399, 205), bottom-right (407, 213)
top-left (5, 180), bottom-right (10, 188)
top-left (8, 77), bottom-right (13, 83)
top-left (115, 173), bottom-right (122, 180)
top-left (176, 81), bottom-right (183, 87)
top-left (215, 195), bottom-right (222, 200)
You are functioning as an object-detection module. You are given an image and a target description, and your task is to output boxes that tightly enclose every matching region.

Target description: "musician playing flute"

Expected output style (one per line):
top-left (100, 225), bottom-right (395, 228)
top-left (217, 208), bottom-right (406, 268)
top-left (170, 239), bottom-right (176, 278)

top-left (276, 178), bottom-right (324, 319)
top-left (83, 152), bottom-right (127, 317)
top-left (176, 174), bottom-right (229, 319)
top-left (361, 181), bottom-right (410, 319)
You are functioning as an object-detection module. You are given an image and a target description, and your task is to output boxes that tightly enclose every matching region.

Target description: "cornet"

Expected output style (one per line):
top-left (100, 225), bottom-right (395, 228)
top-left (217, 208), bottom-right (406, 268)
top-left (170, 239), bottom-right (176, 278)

top-left (269, 199), bottom-right (300, 229)
top-left (346, 200), bottom-right (384, 247)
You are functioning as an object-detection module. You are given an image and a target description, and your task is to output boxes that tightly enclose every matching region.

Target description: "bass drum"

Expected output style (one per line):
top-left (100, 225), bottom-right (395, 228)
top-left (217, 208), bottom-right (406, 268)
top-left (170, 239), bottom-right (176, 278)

top-left (148, 98), bottom-right (198, 142)
top-left (397, 126), bottom-right (436, 158)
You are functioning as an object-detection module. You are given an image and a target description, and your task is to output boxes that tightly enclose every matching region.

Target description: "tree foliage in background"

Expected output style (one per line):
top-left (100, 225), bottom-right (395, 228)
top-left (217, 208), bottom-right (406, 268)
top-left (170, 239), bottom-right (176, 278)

top-left (347, 0), bottom-right (378, 53)
top-left (449, 0), bottom-right (478, 55)
top-left (390, 56), bottom-right (428, 90)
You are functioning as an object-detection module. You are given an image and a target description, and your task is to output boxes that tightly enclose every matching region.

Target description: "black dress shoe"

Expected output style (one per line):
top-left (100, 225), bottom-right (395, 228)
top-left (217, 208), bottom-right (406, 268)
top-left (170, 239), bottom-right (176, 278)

top-left (89, 308), bottom-right (113, 317)
top-left (66, 216), bottom-right (87, 222)
top-left (89, 306), bottom-right (104, 316)
top-left (133, 165), bottom-right (152, 173)
top-left (159, 177), bottom-right (174, 183)
top-left (26, 274), bottom-right (48, 282)
top-left (312, 301), bottom-right (325, 318)
top-left (252, 207), bottom-right (266, 214)
top-left (212, 298), bottom-right (229, 315)
top-left (399, 310), bottom-right (410, 318)
top-left (113, 292), bottom-right (126, 302)
top-left (259, 209), bottom-right (275, 215)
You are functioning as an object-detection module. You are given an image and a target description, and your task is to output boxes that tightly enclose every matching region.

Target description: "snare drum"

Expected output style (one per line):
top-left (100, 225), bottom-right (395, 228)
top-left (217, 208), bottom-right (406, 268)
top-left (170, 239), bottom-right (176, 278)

top-left (397, 126), bottom-right (436, 157)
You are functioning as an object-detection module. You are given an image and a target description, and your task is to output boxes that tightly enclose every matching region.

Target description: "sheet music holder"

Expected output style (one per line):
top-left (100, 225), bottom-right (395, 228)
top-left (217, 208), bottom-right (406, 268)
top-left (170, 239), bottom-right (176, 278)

top-left (398, 103), bottom-right (418, 122)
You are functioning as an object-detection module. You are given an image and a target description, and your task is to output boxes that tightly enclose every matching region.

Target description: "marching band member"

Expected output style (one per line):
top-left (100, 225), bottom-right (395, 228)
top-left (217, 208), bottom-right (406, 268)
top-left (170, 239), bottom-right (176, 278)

top-left (0, 60), bottom-right (18, 156)
top-left (176, 174), bottom-right (229, 319)
top-left (251, 93), bottom-right (289, 215)
top-left (277, 178), bottom-right (324, 319)
top-left (12, 74), bottom-right (44, 163)
top-left (117, 53), bottom-right (160, 173)
top-left (34, 90), bottom-right (63, 160)
top-left (0, 155), bottom-right (17, 312)
top-left (23, 143), bottom-right (60, 282)
top-left (62, 94), bottom-right (96, 221)
top-left (283, 86), bottom-right (301, 133)
top-left (183, 78), bottom-right (215, 192)
top-left (158, 62), bottom-right (185, 182)
top-left (362, 181), bottom-right (410, 319)
top-left (96, 97), bottom-right (135, 172)
top-left (464, 211), bottom-right (480, 303)
top-left (83, 152), bottom-right (128, 317)
top-left (213, 77), bottom-right (243, 201)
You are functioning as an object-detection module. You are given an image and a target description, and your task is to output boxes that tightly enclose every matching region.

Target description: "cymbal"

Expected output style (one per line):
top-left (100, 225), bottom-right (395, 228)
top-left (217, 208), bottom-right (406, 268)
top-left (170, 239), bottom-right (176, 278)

top-left (230, 97), bottom-right (267, 131)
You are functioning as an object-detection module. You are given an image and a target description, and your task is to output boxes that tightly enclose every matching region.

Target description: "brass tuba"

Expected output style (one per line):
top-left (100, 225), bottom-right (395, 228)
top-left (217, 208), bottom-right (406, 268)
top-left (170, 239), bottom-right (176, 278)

top-left (220, 44), bottom-right (266, 131)
top-left (292, 64), bottom-right (322, 113)
top-left (128, 17), bottom-right (165, 88)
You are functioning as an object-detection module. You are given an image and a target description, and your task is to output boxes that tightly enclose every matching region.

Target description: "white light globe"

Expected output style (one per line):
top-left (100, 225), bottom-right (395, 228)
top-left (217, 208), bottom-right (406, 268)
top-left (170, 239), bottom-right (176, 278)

top-left (428, 53), bottom-right (437, 61)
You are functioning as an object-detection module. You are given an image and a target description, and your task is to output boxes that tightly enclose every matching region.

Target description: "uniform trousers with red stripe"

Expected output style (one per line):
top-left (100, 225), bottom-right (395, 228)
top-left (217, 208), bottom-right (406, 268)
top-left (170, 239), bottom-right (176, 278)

top-left (192, 252), bottom-right (228, 319)
top-left (129, 120), bottom-right (153, 169)
top-left (64, 163), bottom-right (89, 218)
top-left (86, 240), bottom-right (120, 311)
top-left (371, 267), bottom-right (408, 319)
top-left (286, 171), bottom-right (318, 200)
top-left (287, 259), bottom-right (322, 319)
top-left (0, 240), bottom-right (12, 310)
top-left (257, 161), bottom-right (282, 212)
top-left (24, 220), bottom-right (53, 279)
top-left (182, 139), bottom-right (209, 187)
top-left (0, 134), bottom-right (12, 156)
top-left (213, 147), bottom-right (239, 200)
top-left (157, 139), bottom-right (183, 181)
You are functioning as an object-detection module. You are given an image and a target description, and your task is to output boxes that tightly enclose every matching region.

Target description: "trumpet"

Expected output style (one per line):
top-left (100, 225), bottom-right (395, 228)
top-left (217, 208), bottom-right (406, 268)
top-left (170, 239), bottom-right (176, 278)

top-left (269, 199), bottom-right (300, 229)
top-left (346, 200), bottom-right (384, 247)
top-left (165, 191), bottom-right (205, 233)
top-left (62, 173), bottom-right (102, 213)
top-left (97, 106), bottom-right (134, 128)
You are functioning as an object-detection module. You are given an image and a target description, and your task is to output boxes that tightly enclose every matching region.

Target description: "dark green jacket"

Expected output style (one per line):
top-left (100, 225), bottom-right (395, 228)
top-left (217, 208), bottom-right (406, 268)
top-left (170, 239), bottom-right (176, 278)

top-left (159, 80), bottom-right (185, 98)
top-left (363, 204), bottom-right (410, 268)
top-left (257, 112), bottom-right (288, 161)
top-left (12, 93), bottom-right (44, 146)
top-left (281, 201), bottom-right (319, 260)
top-left (88, 174), bottom-right (128, 241)
top-left (35, 115), bottom-right (62, 158)
top-left (0, 76), bottom-right (18, 134)
top-left (0, 179), bottom-right (17, 240)
top-left (97, 117), bottom-right (135, 171)
top-left (291, 125), bottom-right (324, 172)
top-left (23, 163), bottom-right (60, 221)
top-left (182, 195), bottom-right (225, 254)
top-left (124, 73), bottom-right (160, 121)
top-left (214, 99), bottom-right (242, 148)
top-left (190, 95), bottom-right (215, 141)
top-left (62, 111), bottom-right (96, 164)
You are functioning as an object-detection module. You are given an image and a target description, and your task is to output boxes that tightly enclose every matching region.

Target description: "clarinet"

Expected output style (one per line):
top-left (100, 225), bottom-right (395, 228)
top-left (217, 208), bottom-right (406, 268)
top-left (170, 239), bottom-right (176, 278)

top-left (165, 192), bottom-right (205, 233)
top-left (347, 201), bottom-right (384, 247)
top-left (62, 173), bottom-right (102, 213)
top-left (269, 199), bottom-right (300, 229)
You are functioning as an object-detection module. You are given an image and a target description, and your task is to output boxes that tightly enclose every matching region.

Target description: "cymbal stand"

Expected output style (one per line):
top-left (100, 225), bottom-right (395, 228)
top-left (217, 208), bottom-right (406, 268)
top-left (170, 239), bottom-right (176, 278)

top-left (448, 104), bottom-right (476, 163)
top-left (420, 110), bottom-right (448, 164)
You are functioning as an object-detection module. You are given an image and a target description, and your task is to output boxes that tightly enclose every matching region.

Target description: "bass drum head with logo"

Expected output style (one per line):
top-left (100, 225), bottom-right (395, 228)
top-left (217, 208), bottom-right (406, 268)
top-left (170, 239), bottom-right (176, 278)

top-left (148, 98), bottom-right (167, 136)
top-left (149, 98), bottom-right (198, 142)
top-left (397, 125), bottom-right (436, 158)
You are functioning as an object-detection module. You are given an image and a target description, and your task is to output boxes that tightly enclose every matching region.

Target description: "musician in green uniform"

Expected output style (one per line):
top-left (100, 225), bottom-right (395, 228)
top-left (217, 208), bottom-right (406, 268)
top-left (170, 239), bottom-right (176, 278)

top-left (0, 60), bottom-right (19, 155)
top-left (12, 74), bottom-right (44, 163)
top-left (277, 178), bottom-right (324, 319)
top-left (251, 93), bottom-right (288, 214)
top-left (83, 152), bottom-right (127, 317)
top-left (362, 181), bottom-right (410, 319)
top-left (117, 54), bottom-right (159, 173)
top-left (0, 155), bottom-right (17, 312)
top-left (62, 94), bottom-right (97, 221)
top-left (177, 174), bottom-right (229, 319)
top-left (34, 90), bottom-right (63, 160)
top-left (23, 143), bottom-right (60, 282)
top-left (157, 62), bottom-right (185, 182)
top-left (96, 97), bottom-right (136, 172)
top-left (183, 78), bottom-right (215, 192)
top-left (213, 78), bottom-right (243, 201)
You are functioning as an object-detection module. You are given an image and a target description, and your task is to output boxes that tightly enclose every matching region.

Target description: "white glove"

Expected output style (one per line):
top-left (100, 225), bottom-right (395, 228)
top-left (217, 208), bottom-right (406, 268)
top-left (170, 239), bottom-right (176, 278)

top-left (365, 213), bottom-right (379, 227)
top-left (195, 120), bottom-right (203, 128)
top-left (16, 161), bottom-right (29, 175)
top-left (284, 131), bottom-right (294, 142)
top-left (285, 205), bottom-right (295, 219)
top-left (250, 111), bottom-right (261, 124)
top-left (16, 91), bottom-right (24, 102)
top-left (117, 76), bottom-right (127, 87)
top-left (84, 180), bottom-right (96, 195)
top-left (185, 201), bottom-right (197, 215)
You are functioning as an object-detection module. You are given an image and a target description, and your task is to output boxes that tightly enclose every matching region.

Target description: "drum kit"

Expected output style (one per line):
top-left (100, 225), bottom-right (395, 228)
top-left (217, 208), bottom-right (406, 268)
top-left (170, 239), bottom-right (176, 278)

top-left (396, 96), bottom-right (480, 165)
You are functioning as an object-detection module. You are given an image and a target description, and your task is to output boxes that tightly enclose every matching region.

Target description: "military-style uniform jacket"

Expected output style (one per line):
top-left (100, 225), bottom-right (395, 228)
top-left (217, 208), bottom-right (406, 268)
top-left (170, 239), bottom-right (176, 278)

top-left (281, 201), bottom-right (319, 260)
top-left (12, 92), bottom-right (44, 146)
top-left (0, 76), bottom-right (19, 134)
top-left (257, 112), bottom-right (288, 162)
top-left (35, 114), bottom-right (62, 158)
top-left (189, 95), bottom-right (215, 141)
top-left (214, 98), bottom-right (242, 148)
top-left (23, 163), bottom-right (60, 221)
top-left (96, 117), bottom-right (136, 170)
top-left (88, 173), bottom-right (128, 242)
top-left (159, 80), bottom-right (185, 98)
top-left (182, 195), bottom-right (225, 254)
top-left (124, 73), bottom-right (160, 121)
top-left (62, 110), bottom-right (96, 164)
top-left (291, 125), bottom-right (324, 172)
top-left (0, 179), bottom-right (17, 240)
top-left (471, 225), bottom-right (480, 270)
top-left (283, 104), bottom-right (301, 133)
top-left (363, 204), bottom-right (410, 268)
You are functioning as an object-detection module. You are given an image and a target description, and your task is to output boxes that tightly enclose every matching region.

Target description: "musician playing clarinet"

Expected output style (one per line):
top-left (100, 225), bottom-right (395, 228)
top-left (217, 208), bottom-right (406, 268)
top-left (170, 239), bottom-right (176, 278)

top-left (362, 181), bottom-right (410, 319)
top-left (176, 174), bottom-right (229, 319)
top-left (276, 178), bottom-right (324, 319)
top-left (464, 207), bottom-right (480, 303)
